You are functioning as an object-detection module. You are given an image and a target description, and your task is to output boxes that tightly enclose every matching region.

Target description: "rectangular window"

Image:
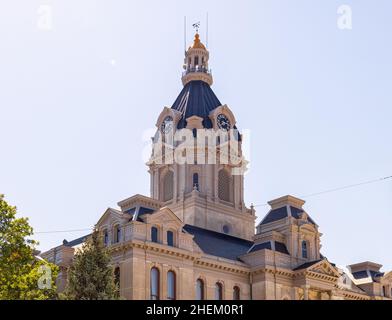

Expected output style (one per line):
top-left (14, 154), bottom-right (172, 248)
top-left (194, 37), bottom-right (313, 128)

top-left (167, 231), bottom-right (174, 247)
top-left (151, 227), bottom-right (158, 243)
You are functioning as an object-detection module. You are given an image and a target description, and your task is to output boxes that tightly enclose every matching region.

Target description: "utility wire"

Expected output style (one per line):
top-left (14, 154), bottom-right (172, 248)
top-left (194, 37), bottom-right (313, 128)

top-left (34, 175), bottom-right (392, 234)
top-left (253, 175), bottom-right (392, 207)
top-left (35, 228), bottom-right (92, 234)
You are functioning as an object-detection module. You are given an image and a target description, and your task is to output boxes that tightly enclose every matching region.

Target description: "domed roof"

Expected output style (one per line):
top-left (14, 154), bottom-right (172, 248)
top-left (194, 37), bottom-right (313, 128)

top-left (171, 80), bottom-right (221, 129)
top-left (190, 33), bottom-right (206, 50)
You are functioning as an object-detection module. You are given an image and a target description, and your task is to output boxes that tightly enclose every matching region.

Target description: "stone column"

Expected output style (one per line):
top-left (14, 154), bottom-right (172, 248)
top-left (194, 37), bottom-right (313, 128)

top-left (303, 285), bottom-right (310, 300)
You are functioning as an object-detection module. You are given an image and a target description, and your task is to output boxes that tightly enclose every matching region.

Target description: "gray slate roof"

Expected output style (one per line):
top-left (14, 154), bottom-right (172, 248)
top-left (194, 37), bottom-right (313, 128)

top-left (183, 224), bottom-right (253, 261)
top-left (293, 260), bottom-right (322, 271)
top-left (63, 234), bottom-right (90, 247)
top-left (261, 206), bottom-right (316, 226)
top-left (248, 241), bottom-right (290, 255)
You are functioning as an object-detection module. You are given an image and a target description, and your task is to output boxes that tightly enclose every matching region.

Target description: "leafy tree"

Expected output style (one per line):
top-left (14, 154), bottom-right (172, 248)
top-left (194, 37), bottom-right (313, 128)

top-left (0, 194), bottom-right (58, 300)
top-left (62, 230), bottom-right (119, 300)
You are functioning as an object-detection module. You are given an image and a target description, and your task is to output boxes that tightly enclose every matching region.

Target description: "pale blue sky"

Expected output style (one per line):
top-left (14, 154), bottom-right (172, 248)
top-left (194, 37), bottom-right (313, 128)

top-left (0, 1), bottom-right (391, 270)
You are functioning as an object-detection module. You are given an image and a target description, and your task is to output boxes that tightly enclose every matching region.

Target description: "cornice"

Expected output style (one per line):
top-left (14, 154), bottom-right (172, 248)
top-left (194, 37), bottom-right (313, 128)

top-left (108, 240), bottom-right (250, 275)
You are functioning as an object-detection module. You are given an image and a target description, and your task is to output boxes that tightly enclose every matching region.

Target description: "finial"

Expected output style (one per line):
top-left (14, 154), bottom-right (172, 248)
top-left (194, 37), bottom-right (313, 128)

top-left (191, 32), bottom-right (206, 49)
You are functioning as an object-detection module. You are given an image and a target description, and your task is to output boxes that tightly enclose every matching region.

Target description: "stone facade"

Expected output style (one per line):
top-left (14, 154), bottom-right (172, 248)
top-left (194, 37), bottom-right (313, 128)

top-left (41, 33), bottom-right (392, 301)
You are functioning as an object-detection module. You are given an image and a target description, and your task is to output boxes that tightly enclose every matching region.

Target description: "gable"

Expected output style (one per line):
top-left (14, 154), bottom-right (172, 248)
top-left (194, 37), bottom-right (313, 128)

top-left (308, 260), bottom-right (340, 278)
top-left (381, 271), bottom-right (392, 282)
top-left (96, 208), bottom-right (128, 228)
top-left (144, 207), bottom-right (184, 229)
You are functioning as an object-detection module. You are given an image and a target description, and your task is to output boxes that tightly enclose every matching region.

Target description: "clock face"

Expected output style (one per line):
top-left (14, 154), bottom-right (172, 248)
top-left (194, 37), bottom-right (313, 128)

top-left (161, 116), bottom-right (174, 134)
top-left (217, 114), bottom-right (231, 131)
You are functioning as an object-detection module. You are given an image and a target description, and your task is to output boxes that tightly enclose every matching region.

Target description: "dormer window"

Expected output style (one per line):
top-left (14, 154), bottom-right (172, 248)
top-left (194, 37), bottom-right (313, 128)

top-left (103, 230), bottom-right (109, 246)
top-left (167, 231), bottom-right (174, 247)
top-left (301, 240), bottom-right (308, 259)
top-left (113, 225), bottom-right (121, 243)
top-left (151, 227), bottom-right (159, 243)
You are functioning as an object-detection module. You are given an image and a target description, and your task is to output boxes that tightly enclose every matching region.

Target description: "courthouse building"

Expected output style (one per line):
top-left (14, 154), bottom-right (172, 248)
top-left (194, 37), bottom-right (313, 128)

top-left (41, 33), bottom-right (392, 300)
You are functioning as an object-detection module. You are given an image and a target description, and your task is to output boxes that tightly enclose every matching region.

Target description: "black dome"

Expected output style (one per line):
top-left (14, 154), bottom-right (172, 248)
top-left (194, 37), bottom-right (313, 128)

top-left (171, 80), bottom-right (222, 129)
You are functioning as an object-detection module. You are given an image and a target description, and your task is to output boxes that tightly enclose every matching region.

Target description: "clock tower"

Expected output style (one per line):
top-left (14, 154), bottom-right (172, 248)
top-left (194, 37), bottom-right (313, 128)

top-left (148, 32), bottom-right (255, 240)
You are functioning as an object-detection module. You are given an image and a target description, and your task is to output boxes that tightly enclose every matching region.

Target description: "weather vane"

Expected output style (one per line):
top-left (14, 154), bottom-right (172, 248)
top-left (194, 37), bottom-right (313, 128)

top-left (192, 22), bottom-right (200, 33)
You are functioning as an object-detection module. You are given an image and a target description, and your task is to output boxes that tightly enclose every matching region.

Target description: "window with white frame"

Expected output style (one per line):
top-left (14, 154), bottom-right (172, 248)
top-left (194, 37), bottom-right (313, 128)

top-left (150, 267), bottom-right (160, 300)
top-left (167, 271), bottom-right (176, 300)
top-left (196, 279), bottom-right (204, 300)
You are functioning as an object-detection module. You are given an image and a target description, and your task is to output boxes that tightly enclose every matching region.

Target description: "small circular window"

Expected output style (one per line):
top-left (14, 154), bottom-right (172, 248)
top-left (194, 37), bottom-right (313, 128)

top-left (223, 225), bottom-right (231, 234)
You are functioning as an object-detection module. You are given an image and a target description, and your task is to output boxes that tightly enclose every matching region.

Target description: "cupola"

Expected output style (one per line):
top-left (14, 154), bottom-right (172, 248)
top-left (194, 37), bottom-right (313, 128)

top-left (182, 32), bottom-right (213, 86)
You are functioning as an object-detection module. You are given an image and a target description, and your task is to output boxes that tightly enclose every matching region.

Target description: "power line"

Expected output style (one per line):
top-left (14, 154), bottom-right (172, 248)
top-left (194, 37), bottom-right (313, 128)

top-left (34, 175), bottom-right (392, 234)
top-left (35, 228), bottom-right (92, 234)
top-left (299, 175), bottom-right (392, 199)
top-left (253, 175), bottom-right (392, 208)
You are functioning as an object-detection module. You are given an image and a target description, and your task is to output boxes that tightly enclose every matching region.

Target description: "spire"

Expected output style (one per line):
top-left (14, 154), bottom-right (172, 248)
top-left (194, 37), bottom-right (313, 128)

top-left (182, 32), bottom-right (213, 86)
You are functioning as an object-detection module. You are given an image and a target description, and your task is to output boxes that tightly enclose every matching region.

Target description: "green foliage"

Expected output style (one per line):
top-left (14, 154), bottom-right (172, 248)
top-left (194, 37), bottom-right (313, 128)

top-left (0, 194), bottom-right (58, 300)
top-left (62, 230), bottom-right (119, 300)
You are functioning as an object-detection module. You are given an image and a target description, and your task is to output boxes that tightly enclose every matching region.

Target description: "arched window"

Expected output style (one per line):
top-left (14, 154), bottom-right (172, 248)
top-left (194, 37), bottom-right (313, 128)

top-left (215, 282), bottom-right (223, 300)
top-left (302, 240), bottom-right (308, 259)
top-left (103, 230), bottom-right (109, 246)
top-left (167, 231), bottom-right (174, 247)
top-left (113, 225), bottom-right (121, 243)
top-left (163, 171), bottom-right (174, 202)
top-left (196, 279), bottom-right (205, 300)
top-left (192, 128), bottom-right (197, 138)
top-left (233, 286), bottom-right (240, 300)
top-left (114, 267), bottom-right (120, 288)
top-left (150, 267), bottom-right (160, 300)
top-left (194, 56), bottom-right (199, 67)
top-left (151, 227), bottom-right (158, 243)
top-left (193, 173), bottom-right (199, 191)
top-left (167, 271), bottom-right (176, 300)
top-left (218, 170), bottom-right (232, 203)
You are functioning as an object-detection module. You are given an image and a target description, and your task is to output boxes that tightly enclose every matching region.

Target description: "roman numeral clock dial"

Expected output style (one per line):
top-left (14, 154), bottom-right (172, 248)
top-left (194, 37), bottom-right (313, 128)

top-left (217, 114), bottom-right (231, 131)
top-left (161, 116), bottom-right (174, 134)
